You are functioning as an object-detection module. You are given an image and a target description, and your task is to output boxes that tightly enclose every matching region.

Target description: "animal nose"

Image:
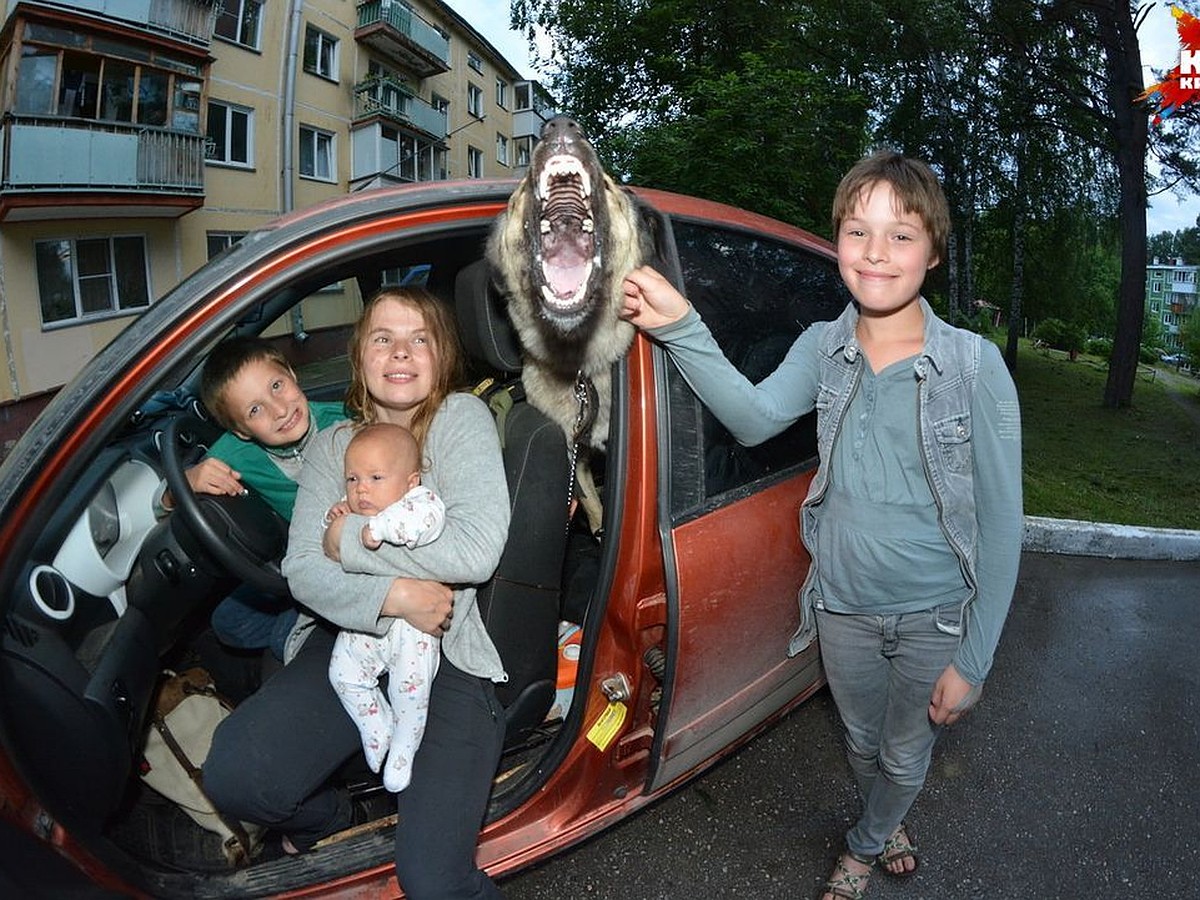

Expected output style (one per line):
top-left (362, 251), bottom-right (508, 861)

top-left (542, 115), bottom-right (585, 145)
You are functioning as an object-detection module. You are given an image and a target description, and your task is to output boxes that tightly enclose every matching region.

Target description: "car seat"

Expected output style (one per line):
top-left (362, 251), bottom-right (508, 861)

top-left (454, 259), bottom-right (572, 747)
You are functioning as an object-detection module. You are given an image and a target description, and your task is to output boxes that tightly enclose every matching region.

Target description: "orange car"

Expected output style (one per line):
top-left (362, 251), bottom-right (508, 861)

top-left (0, 180), bottom-right (847, 898)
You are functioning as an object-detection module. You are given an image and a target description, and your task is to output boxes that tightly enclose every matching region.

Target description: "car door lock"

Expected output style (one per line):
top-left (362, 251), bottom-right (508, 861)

top-left (600, 672), bottom-right (631, 703)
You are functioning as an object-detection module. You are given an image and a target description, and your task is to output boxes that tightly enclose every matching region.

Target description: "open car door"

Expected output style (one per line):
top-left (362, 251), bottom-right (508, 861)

top-left (646, 216), bottom-right (850, 791)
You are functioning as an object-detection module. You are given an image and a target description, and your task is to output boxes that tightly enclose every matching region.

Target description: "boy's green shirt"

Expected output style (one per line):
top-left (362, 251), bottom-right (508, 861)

top-left (207, 401), bottom-right (346, 520)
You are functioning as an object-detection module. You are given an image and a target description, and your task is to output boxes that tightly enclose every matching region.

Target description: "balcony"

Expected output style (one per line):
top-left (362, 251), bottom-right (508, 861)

top-left (355, 1), bottom-right (450, 78)
top-left (31, 0), bottom-right (220, 47)
top-left (0, 116), bottom-right (204, 222)
top-left (353, 77), bottom-right (447, 139)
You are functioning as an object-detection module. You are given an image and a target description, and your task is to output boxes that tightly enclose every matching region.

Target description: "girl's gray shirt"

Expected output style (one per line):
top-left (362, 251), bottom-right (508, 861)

top-left (281, 392), bottom-right (510, 681)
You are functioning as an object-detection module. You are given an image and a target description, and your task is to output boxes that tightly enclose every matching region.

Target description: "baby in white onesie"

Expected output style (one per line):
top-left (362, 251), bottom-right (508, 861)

top-left (325, 422), bottom-right (445, 792)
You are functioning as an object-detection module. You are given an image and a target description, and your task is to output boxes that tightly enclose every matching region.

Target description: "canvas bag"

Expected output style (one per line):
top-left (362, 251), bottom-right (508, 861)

top-left (139, 667), bottom-right (265, 866)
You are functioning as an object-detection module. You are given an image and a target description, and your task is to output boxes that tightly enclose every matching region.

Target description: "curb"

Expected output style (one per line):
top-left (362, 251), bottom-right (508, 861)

top-left (1023, 515), bottom-right (1200, 562)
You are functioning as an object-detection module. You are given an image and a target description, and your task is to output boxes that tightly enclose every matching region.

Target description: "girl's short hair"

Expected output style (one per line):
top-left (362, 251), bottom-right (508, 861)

top-left (831, 150), bottom-right (950, 263)
top-left (344, 288), bottom-right (465, 448)
top-left (200, 336), bottom-right (293, 432)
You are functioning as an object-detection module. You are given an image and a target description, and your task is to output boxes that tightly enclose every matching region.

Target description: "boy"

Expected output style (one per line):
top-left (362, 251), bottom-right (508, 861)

top-left (160, 337), bottom-right (345, 659)
top-left (621, 151), bottom-right (1022, 900)
top-left (324, 422), bottom-right (446, 793)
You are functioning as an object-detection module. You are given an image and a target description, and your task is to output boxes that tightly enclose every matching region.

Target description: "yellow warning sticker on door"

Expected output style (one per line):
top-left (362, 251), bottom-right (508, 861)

top-left (586, 701), bottom-right (627, 751)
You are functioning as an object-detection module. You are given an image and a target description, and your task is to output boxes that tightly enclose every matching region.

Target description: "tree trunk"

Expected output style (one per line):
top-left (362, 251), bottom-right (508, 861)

top-left (1005, 131), bottom-right (1027, 372)
top-left (1006, 201), bottom-right (1025, 372)
top-left (1097, 2), bottom-right (1149, 408)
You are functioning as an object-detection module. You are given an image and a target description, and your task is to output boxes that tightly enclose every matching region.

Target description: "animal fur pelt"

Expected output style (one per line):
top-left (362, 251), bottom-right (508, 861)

top-left (486, 116), bottom-right (660, 532)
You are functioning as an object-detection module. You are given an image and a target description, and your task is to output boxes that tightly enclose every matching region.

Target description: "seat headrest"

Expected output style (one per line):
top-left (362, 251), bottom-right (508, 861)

top-left (455, 259), bottom-right (523, 376)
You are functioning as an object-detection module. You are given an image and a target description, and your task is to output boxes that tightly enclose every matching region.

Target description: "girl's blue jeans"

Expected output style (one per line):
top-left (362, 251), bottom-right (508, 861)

top-left (815, 602), bottom-right (962, 859)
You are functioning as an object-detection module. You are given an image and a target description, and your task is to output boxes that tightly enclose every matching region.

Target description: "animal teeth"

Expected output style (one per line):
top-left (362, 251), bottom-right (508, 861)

top-left (541, 219), bottom-right (551, 233)
top-left (541, 283), bottom-right (588, 308)
top-left (582, 218), bottom-right (593, 233)
top-left (537, 155), bottom-right (592, 200)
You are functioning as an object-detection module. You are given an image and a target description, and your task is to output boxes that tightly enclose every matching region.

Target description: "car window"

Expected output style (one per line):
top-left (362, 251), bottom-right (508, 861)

top-left (664, 220), bottom-right (850, 520)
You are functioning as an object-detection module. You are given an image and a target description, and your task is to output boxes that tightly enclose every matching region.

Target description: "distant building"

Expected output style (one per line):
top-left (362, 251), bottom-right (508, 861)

top-left (1145, 257), bottom-right (1197, 352)
top-left (0, 0), bottom-right (555, 442)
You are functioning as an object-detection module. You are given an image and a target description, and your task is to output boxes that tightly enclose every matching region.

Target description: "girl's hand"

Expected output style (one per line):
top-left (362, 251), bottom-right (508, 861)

top-left (382, 577), bottom-right (454, 636)
top-left (928, 665), bottom-right (982, 726)
top-left (621, 265), bottom-right (691, 329)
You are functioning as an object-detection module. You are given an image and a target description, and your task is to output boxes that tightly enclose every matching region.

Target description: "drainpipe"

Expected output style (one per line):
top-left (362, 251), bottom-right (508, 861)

top-left (282, 0), bottom-right (308, 341)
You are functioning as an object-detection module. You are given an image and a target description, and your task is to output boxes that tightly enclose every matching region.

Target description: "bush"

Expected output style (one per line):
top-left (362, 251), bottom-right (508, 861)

top-left (1085, 337), bottom-right (1112, 360)
top-left (1033, 318), bottom-right (1085, 353)
top-left (1033, 318), bottom-right (1067, 347)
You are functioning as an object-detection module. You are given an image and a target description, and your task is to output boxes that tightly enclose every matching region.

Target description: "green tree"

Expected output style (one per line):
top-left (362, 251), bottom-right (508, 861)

top-left (1148, 223), bottom-right (1200, 264)
top-left (1181, 307), bottom-right (1200, 364)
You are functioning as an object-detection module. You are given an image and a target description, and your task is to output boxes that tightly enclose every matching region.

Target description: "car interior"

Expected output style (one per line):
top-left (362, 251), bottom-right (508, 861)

top-left (0, 225), bottom-right (616, 896)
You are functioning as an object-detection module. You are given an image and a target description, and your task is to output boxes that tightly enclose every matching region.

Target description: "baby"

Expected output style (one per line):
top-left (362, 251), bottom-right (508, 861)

top-left (325, 422), bottom-right (446, 792)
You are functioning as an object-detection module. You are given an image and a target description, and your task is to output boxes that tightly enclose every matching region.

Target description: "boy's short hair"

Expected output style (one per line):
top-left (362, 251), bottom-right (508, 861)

top-left (200, 336), bottom-right (293, 432)
top-left (832, 150), bottom-right (950, 263)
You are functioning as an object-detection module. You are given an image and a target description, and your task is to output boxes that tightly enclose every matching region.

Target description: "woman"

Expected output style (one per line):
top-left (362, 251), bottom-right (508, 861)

top-left (204, 288), bottom-right (511, 899)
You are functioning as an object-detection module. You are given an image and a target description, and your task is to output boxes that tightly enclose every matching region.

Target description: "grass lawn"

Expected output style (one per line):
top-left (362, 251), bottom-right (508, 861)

top-left (1012, 339), bottom-right (1200, 530)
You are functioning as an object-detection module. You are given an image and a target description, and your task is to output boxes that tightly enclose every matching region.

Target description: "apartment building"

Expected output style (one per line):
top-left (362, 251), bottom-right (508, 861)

top-left (1145, 257), bottom-right (1198, 352)
top-left (0, 0), bottom-right (555, 444)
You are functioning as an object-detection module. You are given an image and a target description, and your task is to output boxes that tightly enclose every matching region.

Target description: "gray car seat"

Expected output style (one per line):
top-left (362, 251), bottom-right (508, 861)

top-left (454, 259), bottom-right (572, 746)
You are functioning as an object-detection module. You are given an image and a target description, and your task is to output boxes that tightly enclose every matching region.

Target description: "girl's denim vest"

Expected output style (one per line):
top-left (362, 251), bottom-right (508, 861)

top-left (788, 298), bottom-right (983, 657)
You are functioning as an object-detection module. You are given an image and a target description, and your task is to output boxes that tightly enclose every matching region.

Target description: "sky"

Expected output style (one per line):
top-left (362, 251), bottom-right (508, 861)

top-left (446, 1), bottom-right (1199, 235)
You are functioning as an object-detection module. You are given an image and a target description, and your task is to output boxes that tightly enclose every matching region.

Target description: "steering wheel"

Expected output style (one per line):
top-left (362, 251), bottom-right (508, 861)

top-left (160, 411), bottom-right (291, 596)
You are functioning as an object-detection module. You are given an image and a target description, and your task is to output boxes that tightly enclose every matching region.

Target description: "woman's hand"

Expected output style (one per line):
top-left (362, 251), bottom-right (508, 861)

top-left (928, 665), bottom-right (982, 726)
top-left (323, 514), bottom-right (345, 562)
top-left (621, 265), bottom-right (691, 329)
top-left (382, 577), bottom-right (454, 637)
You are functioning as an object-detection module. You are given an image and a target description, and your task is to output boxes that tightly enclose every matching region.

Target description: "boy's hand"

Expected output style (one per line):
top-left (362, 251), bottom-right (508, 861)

top-left (325, 500), bottom-right (352, 521)
top-left (928, 665), bottom-right (982, 726)
top-left (164, 458), bottom-right (244, 509)
top-left (621, 265), bottom-right (691, 329)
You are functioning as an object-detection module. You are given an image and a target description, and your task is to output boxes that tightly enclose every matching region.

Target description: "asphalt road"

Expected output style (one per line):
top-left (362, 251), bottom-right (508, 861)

top-left (499, 551), bottom-right (1200, 899)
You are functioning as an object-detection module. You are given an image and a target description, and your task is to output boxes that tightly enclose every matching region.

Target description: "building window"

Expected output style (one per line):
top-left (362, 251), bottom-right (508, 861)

top-left (496, 133), bottom-right (509, 166)
top-left (35, 236), bottom-right (150, 326)
top-left (303, 26), bottom-right (339, 81)
top-left (206, 101), bottom-right (253, 166)
top-left (206, 232), bottom-right (247, 260)
top-left (299, 125), bottom-right (335, 180)
top-left (496, 78), bottom-right (508, 109)
top-left (467, 145), bottom-right (483, 179)
top-left (515, 82), bottom-right (532, 111)
top-left (15, 46), bottom-right (200, 133)
top-left (468, 51), bottom-right (483, 74)
top-left (431, 93), bottom-right (449, 116)
top-left (467, 83), bottom-right (483, 118)
top-left (515, 135), bottom-right (533, 167)
top-left (215, 0), bottom-right (263, 50)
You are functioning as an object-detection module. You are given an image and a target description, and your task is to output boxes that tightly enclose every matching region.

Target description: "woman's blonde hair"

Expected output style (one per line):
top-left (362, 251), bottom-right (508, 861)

top-left (344, 287), bottom-right (465, 448)
top-left (831, 150), bottom-right (950, 264)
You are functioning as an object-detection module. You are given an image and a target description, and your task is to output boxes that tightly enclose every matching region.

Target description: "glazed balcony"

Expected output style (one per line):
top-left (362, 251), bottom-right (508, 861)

top-left (353, 77), bottom-right (447, 139)
top-left (355, 1), bottom-right (450, 78)
top-left (28, 0), bottom-right (220, 47)
top-left (0, 116), bottom-right (204, 222)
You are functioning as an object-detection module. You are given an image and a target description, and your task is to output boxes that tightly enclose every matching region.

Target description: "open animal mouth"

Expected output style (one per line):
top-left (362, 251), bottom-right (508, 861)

top-left (535, 153), bottom-right (596, 319)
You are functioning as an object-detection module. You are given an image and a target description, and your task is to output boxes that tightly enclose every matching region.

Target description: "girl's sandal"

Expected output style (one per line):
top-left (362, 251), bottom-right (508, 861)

top-left (821, 850), bottom-right (876, 900)
top-left (878, 823), bottom-right (919, 878)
